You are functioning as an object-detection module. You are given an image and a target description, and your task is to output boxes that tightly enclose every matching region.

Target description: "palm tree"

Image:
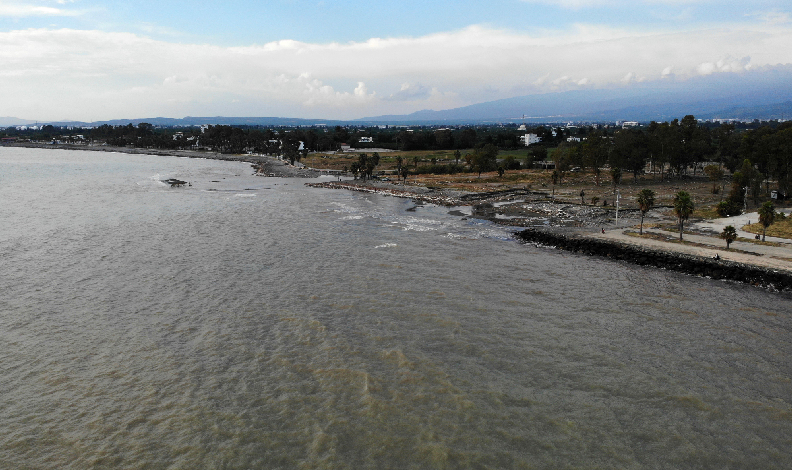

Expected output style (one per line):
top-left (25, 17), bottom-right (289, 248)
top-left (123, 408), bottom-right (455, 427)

top-left (636, 189), bottom-right (655, 235)
top-left (758, 201), bottom-right (776, 241)
top-left (721, 225), bottom-right (737, 249)
top-left (673, 191), bottom-right (694, 240)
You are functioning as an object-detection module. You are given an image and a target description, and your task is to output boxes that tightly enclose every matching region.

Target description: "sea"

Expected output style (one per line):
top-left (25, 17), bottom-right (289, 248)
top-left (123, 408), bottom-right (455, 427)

top-left (2, 146), bottom-right (791, 469)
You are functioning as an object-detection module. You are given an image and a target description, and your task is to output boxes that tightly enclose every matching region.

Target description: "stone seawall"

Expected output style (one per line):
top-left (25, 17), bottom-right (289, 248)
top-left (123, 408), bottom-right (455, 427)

top-left (515, 228), bottom-right (792, 291)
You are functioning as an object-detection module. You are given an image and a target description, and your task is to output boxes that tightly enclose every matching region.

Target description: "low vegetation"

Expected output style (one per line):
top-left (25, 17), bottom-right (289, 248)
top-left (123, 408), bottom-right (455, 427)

top-left (743, 214), bottom-right (792, 240)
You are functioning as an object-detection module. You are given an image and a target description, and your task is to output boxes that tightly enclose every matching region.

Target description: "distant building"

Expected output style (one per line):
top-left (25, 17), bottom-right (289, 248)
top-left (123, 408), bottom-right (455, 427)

top-left (520, 133), bottom-right (541, 146)
top-left (359, 137), bottom-right (373, 143)
top-left (621, 121), bottom-right (639, 128)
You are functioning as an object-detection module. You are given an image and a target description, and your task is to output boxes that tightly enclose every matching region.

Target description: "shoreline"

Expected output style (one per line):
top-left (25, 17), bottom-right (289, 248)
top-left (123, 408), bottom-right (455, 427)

top-left (308, 180), bottom-right (792, 289)
top-left (9, 142), bottom-right (791, 288)
top-left (4, 142), bottom-right (319, 178)
top-left (515, 228), bottom-right (792, 292)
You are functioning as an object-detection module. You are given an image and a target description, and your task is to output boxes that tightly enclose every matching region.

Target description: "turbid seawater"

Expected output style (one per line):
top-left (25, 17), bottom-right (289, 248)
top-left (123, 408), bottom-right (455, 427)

top-left (2, 147), bottom-right (791, 469)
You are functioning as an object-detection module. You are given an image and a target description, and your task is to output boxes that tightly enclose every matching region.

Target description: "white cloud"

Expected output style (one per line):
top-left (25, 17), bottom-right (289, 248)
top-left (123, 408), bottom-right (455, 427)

top-left (697, 56), bottom-right (752, 75)
top-left (386, 83), bottom-right (432, 101)
top-left (748, 10), bottom-right (791, 25)
top-left (301, 76), bottom-right (376, 106)
top-left (621, 72), bottom-right (647, 83)
top-left (0, 1), bottom-right (79, 17)
top-left (0, 22), bottom-right (791, 120)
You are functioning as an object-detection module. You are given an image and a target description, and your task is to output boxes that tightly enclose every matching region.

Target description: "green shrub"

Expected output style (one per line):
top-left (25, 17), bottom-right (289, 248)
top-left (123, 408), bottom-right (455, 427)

top-left (716, 200), bottom-right (742, 217)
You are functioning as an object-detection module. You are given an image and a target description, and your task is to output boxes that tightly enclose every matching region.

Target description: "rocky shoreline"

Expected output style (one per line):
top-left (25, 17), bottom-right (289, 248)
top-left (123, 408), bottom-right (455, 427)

top-left (308, 180), bottom-right (791, 291)
top-left (307, 180), bottom-right (642, 228)
top-left (515, 228), bottom-right (792, 291)
top-left (11, 143), bottom-right (790, 289)
top-left (305, 180), bottom-right (467, 206)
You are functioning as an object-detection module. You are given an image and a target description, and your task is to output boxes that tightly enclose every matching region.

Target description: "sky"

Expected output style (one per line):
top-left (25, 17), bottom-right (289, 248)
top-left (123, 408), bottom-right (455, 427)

top-left (1, 0), bottom-right (791, 121)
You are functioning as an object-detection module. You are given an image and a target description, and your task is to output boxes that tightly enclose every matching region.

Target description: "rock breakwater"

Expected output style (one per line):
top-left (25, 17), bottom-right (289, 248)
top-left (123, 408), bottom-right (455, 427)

top-left (516, 228), bottom-right (792, 291)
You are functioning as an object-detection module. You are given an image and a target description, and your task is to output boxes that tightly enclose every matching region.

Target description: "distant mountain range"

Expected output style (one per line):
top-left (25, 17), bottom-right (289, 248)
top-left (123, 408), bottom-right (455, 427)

top-left (4, 66), bottom-right (792, 128)
top-left (2, 116), bottom-right (346, 128)
top-left (359, 65), bottom-right (792, 124)
top-left (0, 117), bottom-right (38, 127)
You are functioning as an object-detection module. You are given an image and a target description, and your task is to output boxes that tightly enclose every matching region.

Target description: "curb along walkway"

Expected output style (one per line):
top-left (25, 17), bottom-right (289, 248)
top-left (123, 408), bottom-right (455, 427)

top-left (592, 227), bottom-right (792, 273)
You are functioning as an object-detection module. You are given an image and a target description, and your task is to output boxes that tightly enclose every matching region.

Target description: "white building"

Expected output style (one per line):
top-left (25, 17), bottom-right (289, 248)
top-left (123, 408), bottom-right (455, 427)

top-left (520, 133), bottom-right (542, 146)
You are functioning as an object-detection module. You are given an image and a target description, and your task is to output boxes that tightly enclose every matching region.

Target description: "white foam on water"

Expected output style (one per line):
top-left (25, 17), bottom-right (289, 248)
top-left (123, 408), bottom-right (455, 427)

top-left (394, 215), bottom-right (446, 232)
top-left (138, 173), bottom-right (169, 187)
top-left (234, 194), bottom-right (257, 198)
top-left (445, 233), bottom-right (467, 240)
top-left (402, 223), bottom-right (437, 232)
top-left (330, 202), bottom-right (357, 214)
top-left (375, 243), bottom-right (397, 249)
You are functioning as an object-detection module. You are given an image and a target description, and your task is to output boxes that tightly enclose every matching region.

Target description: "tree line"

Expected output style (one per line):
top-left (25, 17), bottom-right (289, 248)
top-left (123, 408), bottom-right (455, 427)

top-left (550, 117), bottom-right (792, 196)
top-left (5, 118), bottom-right (791, 195)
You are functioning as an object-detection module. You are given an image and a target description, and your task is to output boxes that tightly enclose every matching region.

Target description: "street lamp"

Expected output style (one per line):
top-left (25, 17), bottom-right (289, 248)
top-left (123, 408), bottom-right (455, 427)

top-left (615, 189), bottom-right (621, 228)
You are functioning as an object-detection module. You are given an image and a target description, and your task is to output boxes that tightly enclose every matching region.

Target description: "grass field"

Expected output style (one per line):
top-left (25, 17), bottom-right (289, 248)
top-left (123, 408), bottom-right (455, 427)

top-left (743, 216), bottom-right (792, 239)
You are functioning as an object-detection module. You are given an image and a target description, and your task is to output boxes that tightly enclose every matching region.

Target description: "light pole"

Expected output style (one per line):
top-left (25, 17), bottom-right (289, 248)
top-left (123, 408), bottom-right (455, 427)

top-left (615, 189), bottom-right (621, 228)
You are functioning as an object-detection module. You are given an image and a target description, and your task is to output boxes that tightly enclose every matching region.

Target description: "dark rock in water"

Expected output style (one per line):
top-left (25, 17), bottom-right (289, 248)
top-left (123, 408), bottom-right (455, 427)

top-left (163, 178), bottom-right (188, 187)
top-left (472, 202), bottom-right (496, 218)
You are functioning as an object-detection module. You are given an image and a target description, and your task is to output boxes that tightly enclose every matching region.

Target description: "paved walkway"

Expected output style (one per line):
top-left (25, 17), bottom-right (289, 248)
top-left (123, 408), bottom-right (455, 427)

top-left (692, 208), bottom-right (792, 244)
top-left (592, 225), bottom-right (792, 272)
